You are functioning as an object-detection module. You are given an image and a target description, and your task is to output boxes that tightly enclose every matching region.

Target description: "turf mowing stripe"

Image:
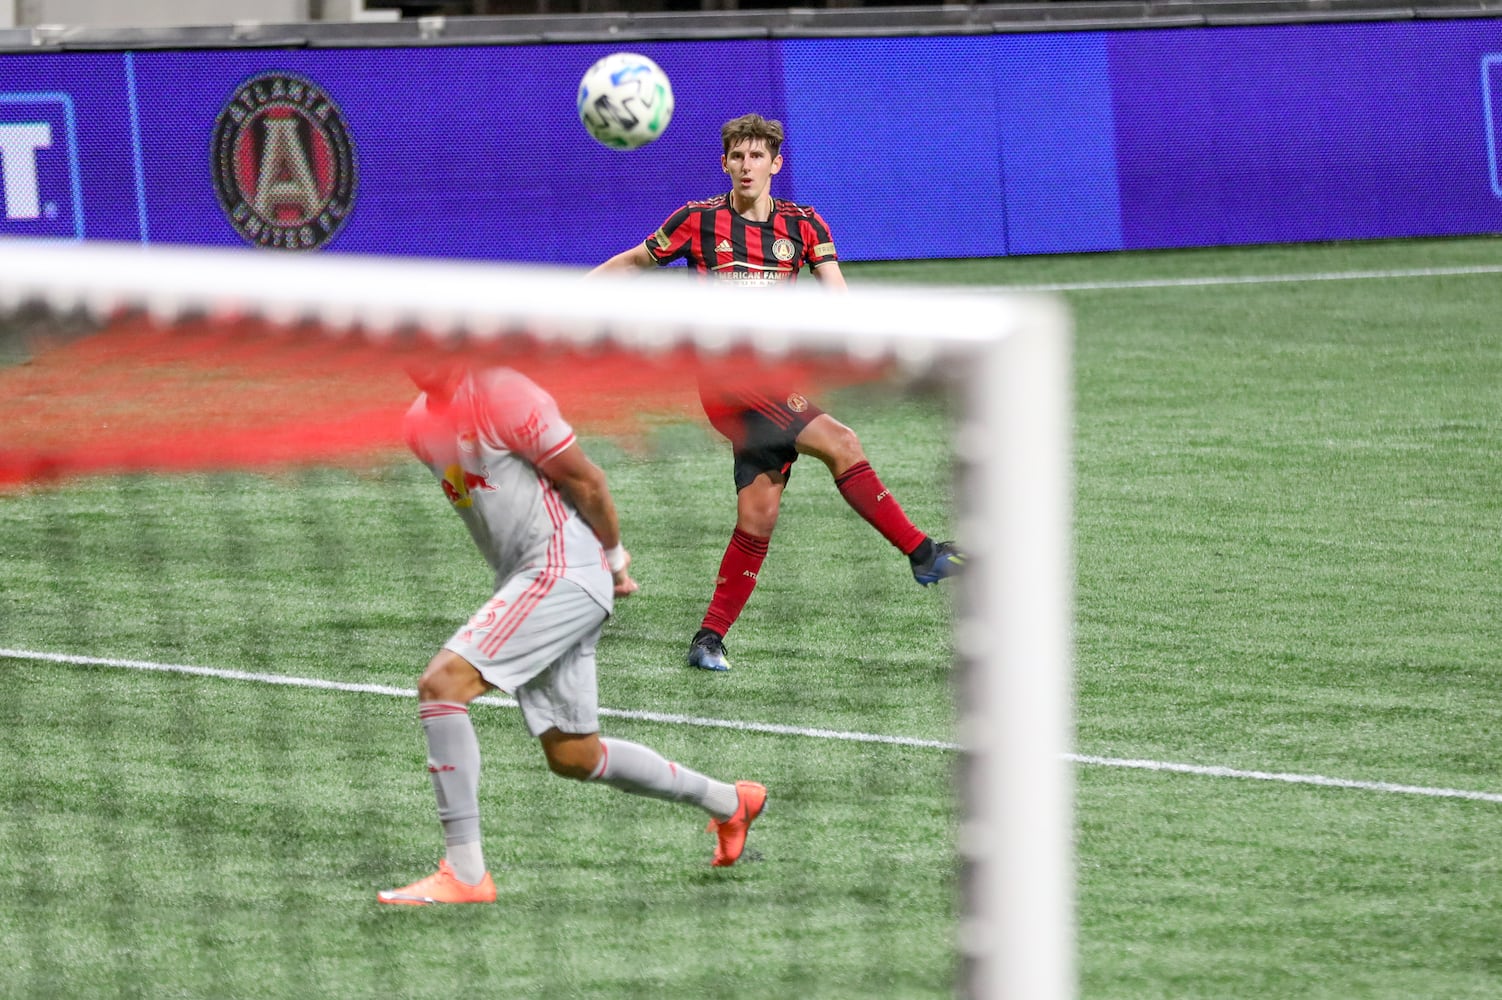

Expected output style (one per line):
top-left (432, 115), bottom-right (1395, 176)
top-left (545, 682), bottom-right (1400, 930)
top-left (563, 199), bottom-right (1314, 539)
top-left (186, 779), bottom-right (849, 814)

top-left (7, 646), bottom-right (1501, 804)
top-left (985, 263), bottom-right (1502, 293)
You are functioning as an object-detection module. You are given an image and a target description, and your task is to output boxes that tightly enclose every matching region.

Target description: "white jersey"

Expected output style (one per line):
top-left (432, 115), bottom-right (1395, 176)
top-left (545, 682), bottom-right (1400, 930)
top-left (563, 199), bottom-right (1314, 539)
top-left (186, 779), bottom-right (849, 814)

top-left (404, 367), bottom-right (614, 613)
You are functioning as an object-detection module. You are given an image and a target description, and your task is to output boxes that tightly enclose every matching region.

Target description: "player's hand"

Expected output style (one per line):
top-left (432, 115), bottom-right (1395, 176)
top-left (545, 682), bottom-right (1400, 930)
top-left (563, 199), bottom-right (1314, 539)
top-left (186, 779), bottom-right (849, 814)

top-left (606, 544), bottom-right (639, 597)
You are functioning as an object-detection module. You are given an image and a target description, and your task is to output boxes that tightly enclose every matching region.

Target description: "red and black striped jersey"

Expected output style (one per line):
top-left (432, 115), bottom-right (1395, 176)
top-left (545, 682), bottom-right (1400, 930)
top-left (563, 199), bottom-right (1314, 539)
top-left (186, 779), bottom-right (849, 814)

top-left (643, 192), bottom-right (838, 288)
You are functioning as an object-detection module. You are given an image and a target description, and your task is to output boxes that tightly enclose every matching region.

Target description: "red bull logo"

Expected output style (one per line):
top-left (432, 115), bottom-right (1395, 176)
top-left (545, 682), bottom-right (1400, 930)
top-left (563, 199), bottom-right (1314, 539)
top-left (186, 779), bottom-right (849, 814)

top-left (441, 465), bottom-right (491, 508)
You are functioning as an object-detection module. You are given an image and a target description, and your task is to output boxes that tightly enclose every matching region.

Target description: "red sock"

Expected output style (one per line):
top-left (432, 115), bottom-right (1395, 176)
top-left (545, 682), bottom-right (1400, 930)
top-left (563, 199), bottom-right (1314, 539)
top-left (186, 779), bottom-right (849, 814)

top-left (700, 528), bottom-right (770, 637)
top-left (834, 460), bottom-right (927, 555)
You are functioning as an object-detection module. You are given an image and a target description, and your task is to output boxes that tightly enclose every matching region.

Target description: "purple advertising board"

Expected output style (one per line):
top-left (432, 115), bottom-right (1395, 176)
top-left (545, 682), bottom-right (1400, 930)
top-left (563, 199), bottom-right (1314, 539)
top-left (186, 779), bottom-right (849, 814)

top-left (128, 41), bottom-right (790, 261)
top-left (2, 19), bottom-right (1502, 262)
top-left (0, 53), bottom-right (140, 242)
top-left (1109, 20), bottom-right (1502, 248)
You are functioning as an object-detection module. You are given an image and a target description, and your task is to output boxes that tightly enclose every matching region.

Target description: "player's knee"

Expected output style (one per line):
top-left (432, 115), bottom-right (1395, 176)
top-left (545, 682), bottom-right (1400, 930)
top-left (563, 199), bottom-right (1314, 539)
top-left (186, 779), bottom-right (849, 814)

top-left (736, 483), bottom-right (782, 535)
top-left (799, 416), bottom-right (865, 472)
top-left (543, 748), bottom-right (595, 781)
top-left (737, 499), bottom-right (779, 535)
top-left (540, 731), bottom-right (601, 781)
top-left (546, 758), bottom-right (592, 781)
top-left (417, 651), bottom-right (481, 703)
top-left (415, 662), bottom-right (448, 702)
top-left (827, 424), bottom-right (866, 468)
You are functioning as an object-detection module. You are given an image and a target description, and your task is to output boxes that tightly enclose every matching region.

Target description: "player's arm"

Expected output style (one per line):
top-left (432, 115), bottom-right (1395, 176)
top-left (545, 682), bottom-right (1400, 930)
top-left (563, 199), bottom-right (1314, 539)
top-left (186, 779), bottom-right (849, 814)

top-left (587, 242), bottom-right (655, 276)
top-left (538, 442), bottom-right (640, 596)
top-left (590, 206), bottom-right (695, 277)
top-left (804, 209), bottom-right (846, 292)
top-left (811, 260), bottom-right (848, 292)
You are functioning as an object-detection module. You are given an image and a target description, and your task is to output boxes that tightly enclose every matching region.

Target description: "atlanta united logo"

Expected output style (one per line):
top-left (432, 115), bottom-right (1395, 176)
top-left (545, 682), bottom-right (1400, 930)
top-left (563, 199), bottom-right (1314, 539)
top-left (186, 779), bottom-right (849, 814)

top-left (786, 393), bottom-right (809, 413)
top-left (772, 238), bottom-right (796, 262)
top-left (212, 71), bottom-right (357, 250)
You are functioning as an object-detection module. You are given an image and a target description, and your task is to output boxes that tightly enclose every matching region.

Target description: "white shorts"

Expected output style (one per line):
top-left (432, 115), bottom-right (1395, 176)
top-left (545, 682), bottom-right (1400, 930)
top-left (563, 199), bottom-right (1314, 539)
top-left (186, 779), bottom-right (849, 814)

top-left (443, 570), bottom-right (609, 738)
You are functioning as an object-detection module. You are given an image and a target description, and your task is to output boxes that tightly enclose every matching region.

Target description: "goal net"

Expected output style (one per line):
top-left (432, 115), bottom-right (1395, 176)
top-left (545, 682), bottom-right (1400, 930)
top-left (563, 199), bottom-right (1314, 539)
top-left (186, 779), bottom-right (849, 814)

top-left (0, 238), bottom-right (1072, 1000)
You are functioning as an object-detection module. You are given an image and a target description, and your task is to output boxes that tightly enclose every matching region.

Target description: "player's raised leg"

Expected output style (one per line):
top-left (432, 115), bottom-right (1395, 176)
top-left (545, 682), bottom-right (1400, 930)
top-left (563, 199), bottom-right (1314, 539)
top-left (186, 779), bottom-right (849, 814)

top-left (543, 729), bottom-right (767, 867)
top-left (797, 413), bottom-right (965, 585)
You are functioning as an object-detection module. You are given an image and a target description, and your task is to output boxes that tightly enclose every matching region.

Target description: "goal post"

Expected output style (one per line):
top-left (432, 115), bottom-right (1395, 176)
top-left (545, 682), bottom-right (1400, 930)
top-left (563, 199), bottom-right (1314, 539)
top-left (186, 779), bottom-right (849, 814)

top-left (0, 237), bottom-right (1073, 999)
top-left (958, 306), bottom-right (1076, 1000)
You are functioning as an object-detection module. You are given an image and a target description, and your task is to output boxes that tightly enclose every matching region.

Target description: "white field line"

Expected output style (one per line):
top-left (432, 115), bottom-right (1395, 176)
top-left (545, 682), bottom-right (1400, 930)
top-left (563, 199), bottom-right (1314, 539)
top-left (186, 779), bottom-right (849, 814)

top-left (982, 263), bottom-right (1502, 293)
top-left (0, 648), bottom-right (955, 751)
top-left (6, 646), bottom-right (1500, 805)
top-left (1067, 754), bottom-right (1502, 804)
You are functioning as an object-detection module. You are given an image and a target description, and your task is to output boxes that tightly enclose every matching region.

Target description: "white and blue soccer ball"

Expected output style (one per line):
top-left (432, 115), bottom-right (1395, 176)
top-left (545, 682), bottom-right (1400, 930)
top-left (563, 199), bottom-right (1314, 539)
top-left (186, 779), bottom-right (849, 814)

top-left (577, 53), bottom-right (674, 150)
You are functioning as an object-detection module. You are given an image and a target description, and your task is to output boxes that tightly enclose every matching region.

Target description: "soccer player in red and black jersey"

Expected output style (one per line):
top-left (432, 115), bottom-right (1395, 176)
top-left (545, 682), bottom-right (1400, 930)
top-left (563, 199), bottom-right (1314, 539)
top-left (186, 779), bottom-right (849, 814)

top-left (590, 113), bottom-right (963, 672)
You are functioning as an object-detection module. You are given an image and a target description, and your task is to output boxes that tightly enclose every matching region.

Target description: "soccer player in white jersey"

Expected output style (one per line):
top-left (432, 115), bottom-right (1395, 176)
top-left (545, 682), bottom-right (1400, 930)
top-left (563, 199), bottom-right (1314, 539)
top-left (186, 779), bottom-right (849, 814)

top-left (379, 361), bottom-right (766, 905)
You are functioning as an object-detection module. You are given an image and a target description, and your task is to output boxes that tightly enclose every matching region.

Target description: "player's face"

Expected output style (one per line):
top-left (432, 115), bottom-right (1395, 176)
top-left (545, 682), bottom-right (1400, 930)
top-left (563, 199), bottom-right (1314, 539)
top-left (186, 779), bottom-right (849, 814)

top-left (722, 139), bottom-right (782, 203)
top-left (404, 359), bottom-right (464, 400)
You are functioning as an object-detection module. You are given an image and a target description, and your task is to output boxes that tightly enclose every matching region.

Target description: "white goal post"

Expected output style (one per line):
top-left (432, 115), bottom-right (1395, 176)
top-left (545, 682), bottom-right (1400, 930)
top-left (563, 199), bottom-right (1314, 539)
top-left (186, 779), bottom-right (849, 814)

top-left (0, 237), bottom-right (1074, 1000)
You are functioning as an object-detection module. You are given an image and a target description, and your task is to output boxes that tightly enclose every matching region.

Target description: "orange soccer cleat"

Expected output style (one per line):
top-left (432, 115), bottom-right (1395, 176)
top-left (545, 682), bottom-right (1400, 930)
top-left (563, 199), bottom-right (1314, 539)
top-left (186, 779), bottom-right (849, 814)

top-left (377, 859), bottom-right (496, 906)
top-left (707, 780), bottom-right (767, 867)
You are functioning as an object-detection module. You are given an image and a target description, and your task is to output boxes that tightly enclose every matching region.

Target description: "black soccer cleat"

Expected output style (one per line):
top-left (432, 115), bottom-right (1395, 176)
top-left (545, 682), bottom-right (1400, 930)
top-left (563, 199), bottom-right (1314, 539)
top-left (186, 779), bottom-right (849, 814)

top-left (911, 539), bottom-right (966, 586)
top-left (687, 628), bottom-right (731, 671)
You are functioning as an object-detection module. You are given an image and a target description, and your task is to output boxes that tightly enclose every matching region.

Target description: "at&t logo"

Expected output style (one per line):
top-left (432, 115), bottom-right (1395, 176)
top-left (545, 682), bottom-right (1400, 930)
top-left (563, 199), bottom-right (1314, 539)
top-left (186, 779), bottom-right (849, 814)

top-left (0, 123), bottom-right (51, 219)
top-left (212, 71), bottom-right (357, 250)
top-left (0, 92), bottom-right (83, 237)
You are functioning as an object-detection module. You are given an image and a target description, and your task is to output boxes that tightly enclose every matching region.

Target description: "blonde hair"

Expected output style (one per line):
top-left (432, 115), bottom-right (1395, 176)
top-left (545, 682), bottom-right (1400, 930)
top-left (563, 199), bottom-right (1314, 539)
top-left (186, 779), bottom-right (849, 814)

top-left (721, 114), bottom-right (784, 157)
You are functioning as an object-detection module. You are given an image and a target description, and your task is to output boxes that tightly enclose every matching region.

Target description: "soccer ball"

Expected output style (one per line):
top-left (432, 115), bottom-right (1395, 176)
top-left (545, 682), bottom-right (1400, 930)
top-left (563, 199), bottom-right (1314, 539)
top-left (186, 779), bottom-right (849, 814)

top-left (577, 53), bottom-right (674, 150)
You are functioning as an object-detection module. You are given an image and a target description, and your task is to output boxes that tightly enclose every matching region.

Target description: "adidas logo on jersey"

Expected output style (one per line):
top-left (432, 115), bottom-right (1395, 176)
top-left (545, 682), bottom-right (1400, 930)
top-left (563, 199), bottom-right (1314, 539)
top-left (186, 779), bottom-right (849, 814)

top-left (715, 239), bottom-right (733, 254)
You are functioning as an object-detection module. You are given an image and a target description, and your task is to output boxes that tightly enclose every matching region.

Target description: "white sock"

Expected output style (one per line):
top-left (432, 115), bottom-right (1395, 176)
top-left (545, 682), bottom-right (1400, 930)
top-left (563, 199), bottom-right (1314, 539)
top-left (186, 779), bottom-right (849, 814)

top-left (446, 840), bottom-right (487, 886)
top-left (592, 737), bottom-right (739, 818)
top-left (419, 702), bottom-right (486, 883)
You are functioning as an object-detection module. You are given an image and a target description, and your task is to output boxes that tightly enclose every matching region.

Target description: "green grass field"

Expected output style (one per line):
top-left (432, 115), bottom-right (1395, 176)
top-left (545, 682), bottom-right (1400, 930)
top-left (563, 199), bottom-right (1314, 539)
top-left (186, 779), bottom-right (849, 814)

top-left (3, 236), bottom-right (1501, 998)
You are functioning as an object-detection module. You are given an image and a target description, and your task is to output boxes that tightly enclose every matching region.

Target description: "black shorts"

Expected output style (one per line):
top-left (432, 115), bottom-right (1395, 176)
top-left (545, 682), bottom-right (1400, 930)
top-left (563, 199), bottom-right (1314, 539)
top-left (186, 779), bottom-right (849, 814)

top-left (699, 386), bottom-right (826, 492)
